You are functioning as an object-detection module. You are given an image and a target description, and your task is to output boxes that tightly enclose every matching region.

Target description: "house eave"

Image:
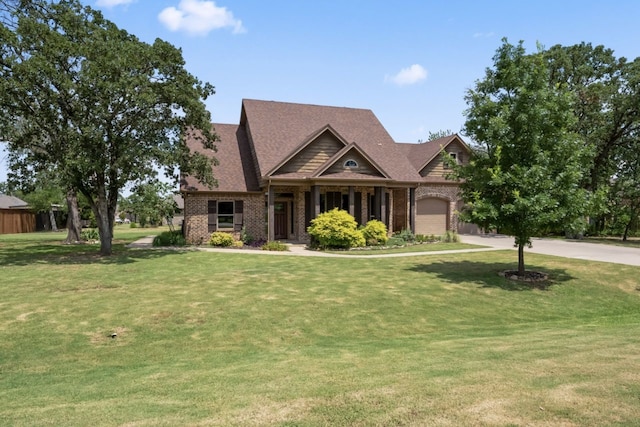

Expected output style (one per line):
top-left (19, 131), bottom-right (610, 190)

top-left (262, 175), bottom-right (420, 188)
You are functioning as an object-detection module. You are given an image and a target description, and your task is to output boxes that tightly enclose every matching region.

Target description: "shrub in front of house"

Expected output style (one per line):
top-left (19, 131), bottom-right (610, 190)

top-left (153, 230), bottom-right (186, 247)
top-left (442, 230), bottom-right (460, 243)
top-left (395, 228), bottom-right (416, 243)
top-left (209, 231), bottom-right (236, 247)
top-left (361, 219), bottom-right (388, 246)
top-left (307, 208), bottom-right (365, 249)
top-left (261, 241), bottom-right (289, 251)
top-left (240, 226), bottom-right (254, 245)
top-left (386, 236), bottom-right (406, 247)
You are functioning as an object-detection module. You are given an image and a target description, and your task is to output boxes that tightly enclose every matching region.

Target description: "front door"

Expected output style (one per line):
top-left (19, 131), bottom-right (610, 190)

top-left (274, 202), bottom-right (288, 239)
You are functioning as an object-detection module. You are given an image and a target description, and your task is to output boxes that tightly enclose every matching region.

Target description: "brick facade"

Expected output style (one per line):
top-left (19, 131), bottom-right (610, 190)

top-left (183, 192), bottom-right (265, 244)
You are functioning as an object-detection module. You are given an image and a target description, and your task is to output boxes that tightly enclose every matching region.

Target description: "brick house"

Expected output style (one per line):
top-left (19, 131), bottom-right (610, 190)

top-left (180, 99), bottom-right (475, 244)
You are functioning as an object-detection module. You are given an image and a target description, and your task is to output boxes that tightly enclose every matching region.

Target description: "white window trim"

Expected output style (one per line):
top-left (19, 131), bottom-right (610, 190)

top-left (344, 159), bottom-right (358, 168)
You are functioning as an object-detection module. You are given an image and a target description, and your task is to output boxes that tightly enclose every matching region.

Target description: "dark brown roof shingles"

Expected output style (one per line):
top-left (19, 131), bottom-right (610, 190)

top-left (241, 99), bottom-right (423, 183)
top-left (182, 100), bottom-right (467, 193)
top-left (181, 123), bottom-right (260, 192)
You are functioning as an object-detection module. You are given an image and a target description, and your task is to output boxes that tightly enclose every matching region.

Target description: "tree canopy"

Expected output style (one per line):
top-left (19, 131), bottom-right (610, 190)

top-left (543, 43), bottom-right (640, 192)
top-left (119, 181), bottom-right (178, 228)
top-left (0, 0), bottom-right (217, 254)
top-left (542, 43), bottom-right (640, 237)
top-left (454, 39), bottom-right (588, 276)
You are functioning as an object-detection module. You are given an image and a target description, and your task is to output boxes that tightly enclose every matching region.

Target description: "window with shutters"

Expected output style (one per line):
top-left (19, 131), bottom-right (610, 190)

top-left (218, 201), bottom-right (234, 229)
top-left (208, 200), bottom-right (243, 232)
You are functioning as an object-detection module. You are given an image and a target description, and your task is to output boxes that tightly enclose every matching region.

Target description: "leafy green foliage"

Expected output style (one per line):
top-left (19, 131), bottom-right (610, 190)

top-left (261, 241), bottom-right (289, 251)
top-left (385, 236), bottom-right (405, 247)
top-left (0, 0), bottom-right (217, 255)
top-left (607, 136), bottom-right (640, 240)
top-left (360, 219), bottom-right (388, 246)
top-left (543, 43), bottom-right (640, 191)
top-left (80, 228), bottom-right (99, 242)
top-left (442, 230), bottom-right (460, 243)
top-left (120, 182), bottom-right (177, 228)
top-left (426, 129), bottom-right (453, 141)
top-left (307, 208), bottom-right (365, 249)
top-left (152, 230), bottom-right (186, 247)
top-left (542, 44), bottom-right (640, 237)
top-left (209, 232), bottom-right (235, 247)
top-left (456, 39), bottom-right (588, 275)
top-left (239, 226), bottom-right (254, 245)
top-left (394, 229), bottom-right (416, 243)
top-left (414, 234), bottom-right (440, 243)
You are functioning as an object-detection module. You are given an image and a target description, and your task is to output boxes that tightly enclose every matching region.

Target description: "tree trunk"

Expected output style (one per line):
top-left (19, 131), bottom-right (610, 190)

top-left (623, 205), bottom-right (639, 242)
top-left (89, 184), bottom-right (115, 256)
top-left (95, 201), bottom-right (113, 256)
top-left (518, 242), bottom-right (525, 276)
top-left (48, 209), bottom-right (58, 231)
top-left (622, 220), bottom-right (630, 242)
top-left (65, 189), bottom-right (82, 244)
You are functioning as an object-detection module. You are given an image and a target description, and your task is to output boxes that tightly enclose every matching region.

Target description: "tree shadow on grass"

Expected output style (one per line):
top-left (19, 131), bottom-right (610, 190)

top-left (0, 242), bottom-right (192, 266)
top-left (406, 260), bottom-right (575, 291)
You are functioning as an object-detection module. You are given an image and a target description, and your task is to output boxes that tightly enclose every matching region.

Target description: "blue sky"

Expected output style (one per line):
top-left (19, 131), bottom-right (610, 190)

top-left (2, 0), bottom-right (640, 183)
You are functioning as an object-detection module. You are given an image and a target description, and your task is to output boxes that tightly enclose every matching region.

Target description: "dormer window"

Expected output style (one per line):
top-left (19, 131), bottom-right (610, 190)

top-left (344, 159), bottom-right (358, 168)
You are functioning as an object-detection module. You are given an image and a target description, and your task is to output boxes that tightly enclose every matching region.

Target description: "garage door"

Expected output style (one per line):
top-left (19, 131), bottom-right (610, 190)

top-left (416, 198), bottom-right (448, 235)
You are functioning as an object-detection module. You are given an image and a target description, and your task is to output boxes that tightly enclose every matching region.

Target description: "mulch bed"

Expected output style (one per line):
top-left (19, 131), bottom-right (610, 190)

top-left (500, 270), bottom-right (549, 282)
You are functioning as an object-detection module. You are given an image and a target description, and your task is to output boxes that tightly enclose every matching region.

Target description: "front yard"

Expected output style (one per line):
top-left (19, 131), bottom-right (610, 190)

top-left (1, 230), bottom-right (639, 425)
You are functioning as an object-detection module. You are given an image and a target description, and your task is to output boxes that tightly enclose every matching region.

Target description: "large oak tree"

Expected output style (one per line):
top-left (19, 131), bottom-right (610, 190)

top-left (543, 44), bottom-right (640, 236)
top-left (0, 0), bottom-right (217, 255)
top-left (454, 39), bottom-right (588, 276)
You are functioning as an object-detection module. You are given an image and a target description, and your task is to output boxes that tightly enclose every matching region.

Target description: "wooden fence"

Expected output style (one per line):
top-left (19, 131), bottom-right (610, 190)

top-left (0, 209), bottom-right (36, 234)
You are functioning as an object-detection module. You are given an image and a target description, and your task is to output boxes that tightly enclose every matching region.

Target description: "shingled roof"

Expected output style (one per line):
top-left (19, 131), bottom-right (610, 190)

top-left (0, 194), bottom-right (30, 209)
top-left (240, 99), bottom-right (423, 183)
top-left (182, 99), bottom-right (448, 193)
top-left (181, 123), bottom-right (260, 192)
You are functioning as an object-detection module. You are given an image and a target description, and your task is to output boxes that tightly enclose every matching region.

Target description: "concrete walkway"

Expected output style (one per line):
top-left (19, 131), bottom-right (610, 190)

top-left (127, 234), bottom-right (640, 266)
top-left (126, 236), bottom-right (495, 258)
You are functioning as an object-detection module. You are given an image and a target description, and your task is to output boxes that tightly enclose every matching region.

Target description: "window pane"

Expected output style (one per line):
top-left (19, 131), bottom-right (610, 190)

top-left (218, 201), bottom-right (234, 215)
top-left (218, 215), bottom-right (234, 228)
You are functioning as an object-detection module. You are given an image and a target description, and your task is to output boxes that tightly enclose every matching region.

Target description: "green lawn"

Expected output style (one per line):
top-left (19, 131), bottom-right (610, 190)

top-left (326, 241), bottom-right (482, 255)
top-left (1, 230), bottom-right (639, 426)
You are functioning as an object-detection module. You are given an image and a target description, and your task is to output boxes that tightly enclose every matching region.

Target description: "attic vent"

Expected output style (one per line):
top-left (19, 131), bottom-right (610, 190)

top-left (344, 159), bottom-right (358, 168)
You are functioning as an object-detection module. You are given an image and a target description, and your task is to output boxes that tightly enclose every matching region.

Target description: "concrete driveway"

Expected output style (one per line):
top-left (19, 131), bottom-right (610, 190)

top-left (460, 234), bottom-right (640, 267)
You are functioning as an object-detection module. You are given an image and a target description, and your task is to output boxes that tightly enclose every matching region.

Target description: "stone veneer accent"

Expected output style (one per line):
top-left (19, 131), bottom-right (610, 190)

top-left (183, 192), bottom-right (265, 244)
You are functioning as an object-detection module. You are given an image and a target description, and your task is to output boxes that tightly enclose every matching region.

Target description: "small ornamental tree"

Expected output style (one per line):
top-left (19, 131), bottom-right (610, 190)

top-left (453, 39), bottom-right (588, 276)
top-left (307, 208), bottom-right (365, 249)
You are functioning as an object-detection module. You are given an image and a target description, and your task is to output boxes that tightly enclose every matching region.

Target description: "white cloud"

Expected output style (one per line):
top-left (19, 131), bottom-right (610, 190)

top-left (158, 0), bottom-right (246, 36)
top-left (386, 64), bottom-right (428, 86)
top-left (95, 0), bottom-right (135, 7)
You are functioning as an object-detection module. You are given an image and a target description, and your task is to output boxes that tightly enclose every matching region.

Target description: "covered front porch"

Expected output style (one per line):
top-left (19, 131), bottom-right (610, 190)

top-left (265, 183), bottom-right (417, 242)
